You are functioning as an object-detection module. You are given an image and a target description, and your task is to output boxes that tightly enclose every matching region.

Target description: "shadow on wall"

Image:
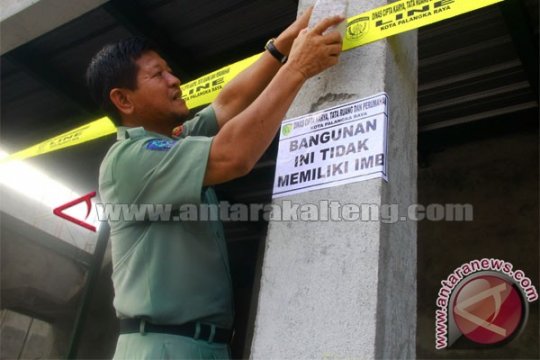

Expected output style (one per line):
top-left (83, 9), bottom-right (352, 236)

top-left (417, 129), bottom-right (539, 359)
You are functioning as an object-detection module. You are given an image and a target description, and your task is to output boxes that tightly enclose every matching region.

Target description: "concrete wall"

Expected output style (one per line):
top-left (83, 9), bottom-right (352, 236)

top-left (1, 209), bottom-right (89, 358)
top-left (0, 310), bottom-right (55, 359)
top-left (1, 216), bottom-right (87, 320)
top-left (417, 130), bottom-right (539, 358)
top-left (0, 185), bottom-right (98, 254)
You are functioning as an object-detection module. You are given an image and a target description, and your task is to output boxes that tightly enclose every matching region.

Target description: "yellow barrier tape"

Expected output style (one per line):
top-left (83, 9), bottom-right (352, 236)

top-left (182, 0), bottom-right (503, 106)
top-left (182, 53), bottom-right (261, 109)
top-left (342, 0), bottom-right (504, 51)
top-left (3, 117), bottom-right (116, 162)
top-left (4, 0), bottom-right (503, 162)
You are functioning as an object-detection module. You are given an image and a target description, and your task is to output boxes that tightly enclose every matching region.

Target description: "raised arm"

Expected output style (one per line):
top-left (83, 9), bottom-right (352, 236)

top-left (203, 16), bottom-right (344, 186)
top-left (211, 7), bottom-right (314, 128)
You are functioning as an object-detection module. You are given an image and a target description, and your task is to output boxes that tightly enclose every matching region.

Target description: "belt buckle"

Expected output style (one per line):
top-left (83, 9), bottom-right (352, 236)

top-left (207, 324), bottom-right (216, 344)
top-left (193, 322), bottom-right (202, 340)
top-left (139, 318), bottom-right (147, 336)
top-left (194, 322), bottom-right (215, 343)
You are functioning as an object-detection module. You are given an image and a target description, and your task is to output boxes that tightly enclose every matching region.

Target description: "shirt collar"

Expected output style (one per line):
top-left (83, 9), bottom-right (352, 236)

top-left (116, 126), bottom-right (172, 140)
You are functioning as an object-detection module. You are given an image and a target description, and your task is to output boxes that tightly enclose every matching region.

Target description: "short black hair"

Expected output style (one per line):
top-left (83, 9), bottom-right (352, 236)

top-left (86, 37), bottom-right (155, 126)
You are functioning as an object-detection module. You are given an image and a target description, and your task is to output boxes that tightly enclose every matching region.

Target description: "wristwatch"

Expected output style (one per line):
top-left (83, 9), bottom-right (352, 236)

top-left (265, 38), bottom-right (288, 64)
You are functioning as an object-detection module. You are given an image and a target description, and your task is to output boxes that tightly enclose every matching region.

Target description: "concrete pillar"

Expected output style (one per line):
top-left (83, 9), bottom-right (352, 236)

top-left (250, 1), bottom-right (418, 359)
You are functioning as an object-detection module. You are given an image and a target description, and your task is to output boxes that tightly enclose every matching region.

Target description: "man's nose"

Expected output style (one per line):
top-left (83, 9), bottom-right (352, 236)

top-left (166, 71), bottom-right (181, 87)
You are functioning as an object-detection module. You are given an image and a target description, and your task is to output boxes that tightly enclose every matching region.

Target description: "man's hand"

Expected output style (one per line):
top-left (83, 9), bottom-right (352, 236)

top-left (212, 7), bottom-right (318, 128)
top-left (285, 15), bottom-right (344, 80)
top-left (287, 6), bottom-right (314, 36)
top-left (204, 15), bottom-right (345, 186)
top-left (274, 6), bottom-right (314, 55)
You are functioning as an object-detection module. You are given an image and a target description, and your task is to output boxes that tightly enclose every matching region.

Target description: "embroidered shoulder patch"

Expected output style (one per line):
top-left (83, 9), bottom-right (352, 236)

top-left (172, 125), bottom-right (184, 138)
top-left (145, 139), bottom-right (176, 151)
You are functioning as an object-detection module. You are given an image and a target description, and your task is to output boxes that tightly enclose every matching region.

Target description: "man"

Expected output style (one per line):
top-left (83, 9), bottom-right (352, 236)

top-left (86, 7), bottom-right (343, 359)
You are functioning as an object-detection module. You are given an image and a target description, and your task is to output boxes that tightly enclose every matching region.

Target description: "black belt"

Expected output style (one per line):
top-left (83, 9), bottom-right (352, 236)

top-left (119, 318), bottom-right (233, 344)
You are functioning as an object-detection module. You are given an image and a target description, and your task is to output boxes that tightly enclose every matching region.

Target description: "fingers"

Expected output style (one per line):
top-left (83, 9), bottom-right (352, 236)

top-left (322, 30), bottom-right (343, 45)
top-left (327, 44), bottom-right (343, 56)
top-left (284, 13), bottom-right (344, 79)
top-left (312, 15), bottom-right (345, 35)
top-left (292, 6), bottom-right (313, 31)
top-left (299, 5), bottom-right (314, 21)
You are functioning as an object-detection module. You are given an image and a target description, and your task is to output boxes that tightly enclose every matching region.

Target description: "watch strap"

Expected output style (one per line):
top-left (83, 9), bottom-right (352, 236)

top-left (265, 38), bottom-right (287, 64)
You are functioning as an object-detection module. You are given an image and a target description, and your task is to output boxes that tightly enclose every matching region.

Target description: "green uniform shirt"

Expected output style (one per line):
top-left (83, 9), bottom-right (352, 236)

top-left (99, 106), bottom-right (234, 329)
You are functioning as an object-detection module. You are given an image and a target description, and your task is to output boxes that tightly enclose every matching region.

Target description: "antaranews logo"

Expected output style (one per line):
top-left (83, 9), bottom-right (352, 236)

top-left (435, 259), bottom-right (538, 349)
top-left (53, 191), bottom-right (97, 232)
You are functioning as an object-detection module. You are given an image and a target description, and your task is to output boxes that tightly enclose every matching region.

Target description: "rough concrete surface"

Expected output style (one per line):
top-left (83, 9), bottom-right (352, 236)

top-left (250, 0), bottom-right (418, 358)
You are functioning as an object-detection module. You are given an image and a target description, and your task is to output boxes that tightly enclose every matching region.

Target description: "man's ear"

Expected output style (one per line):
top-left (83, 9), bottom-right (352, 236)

top-left (109, 88), bottom-right (134, 116)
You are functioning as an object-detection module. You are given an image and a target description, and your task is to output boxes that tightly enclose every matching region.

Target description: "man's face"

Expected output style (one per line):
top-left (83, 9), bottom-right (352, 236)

top-left (129, 50), bottom-right (189, 126)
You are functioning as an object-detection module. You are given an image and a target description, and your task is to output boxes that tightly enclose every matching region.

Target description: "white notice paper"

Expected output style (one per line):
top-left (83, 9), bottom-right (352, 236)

top-left (272, 93), bottom-right (389, 198)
